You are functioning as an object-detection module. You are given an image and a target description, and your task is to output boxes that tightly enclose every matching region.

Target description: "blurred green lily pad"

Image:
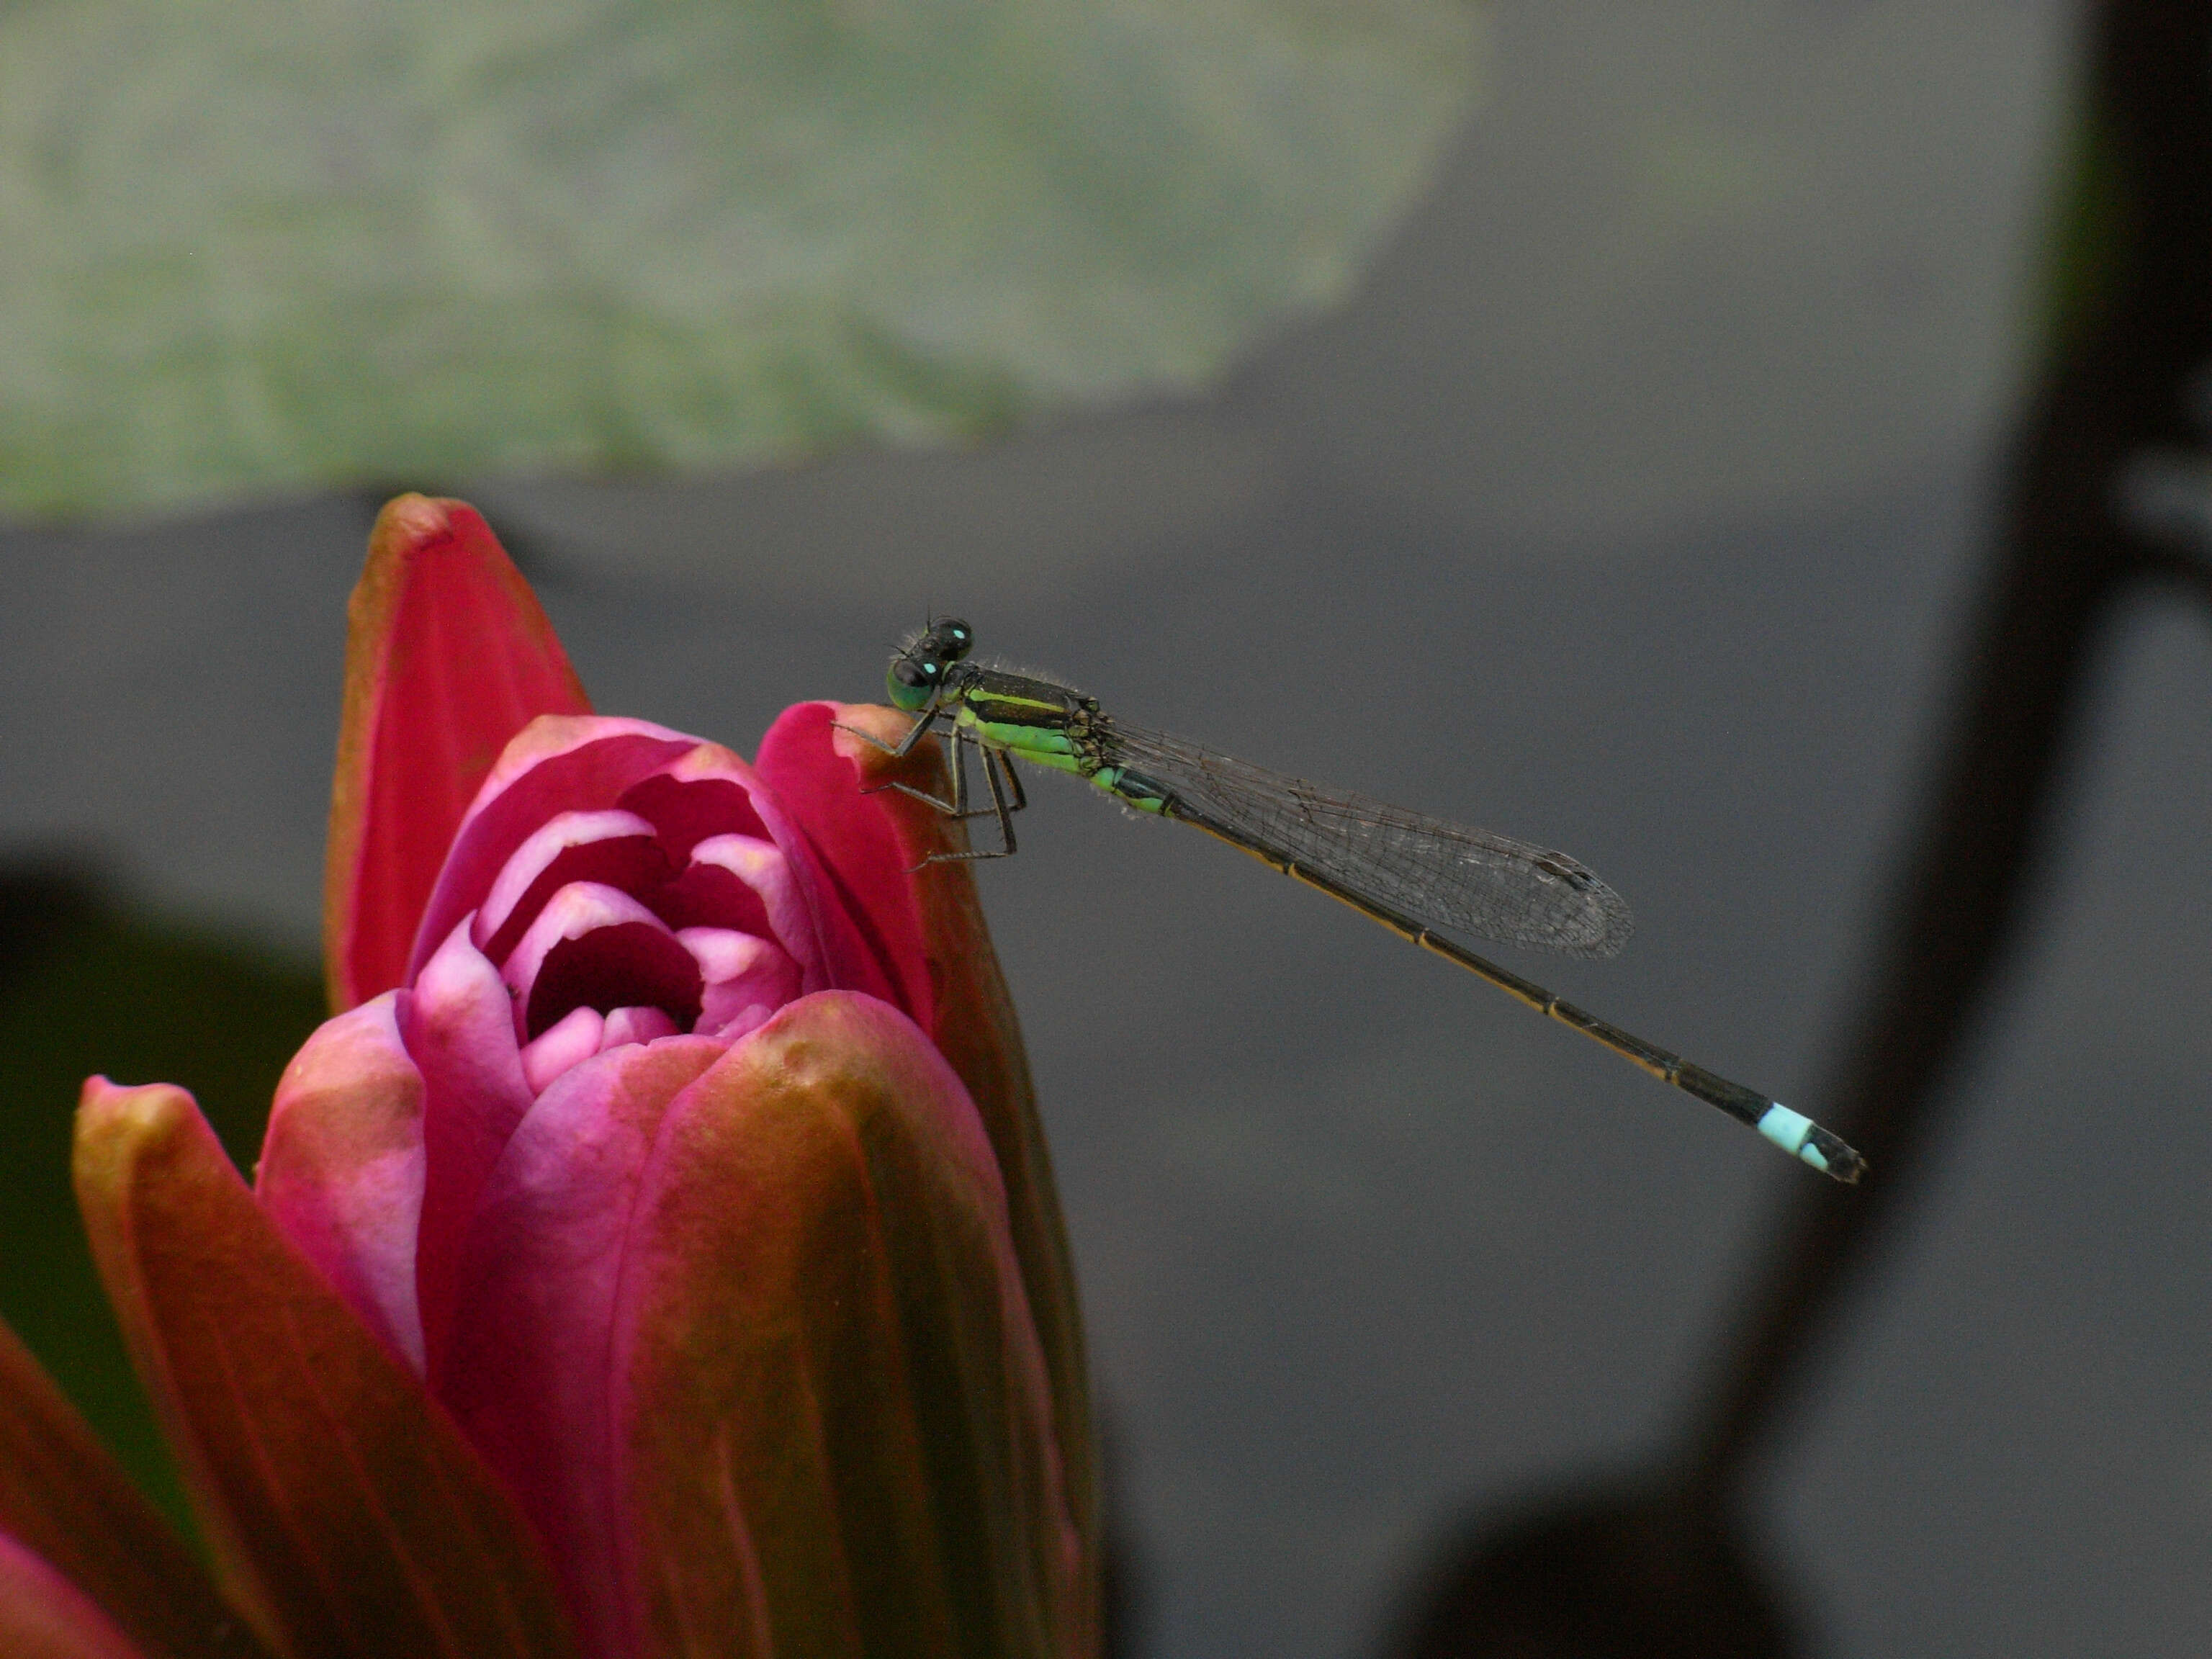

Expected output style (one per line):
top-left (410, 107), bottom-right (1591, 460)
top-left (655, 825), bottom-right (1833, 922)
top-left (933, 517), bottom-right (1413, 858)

top-left (0, 0), bottom-right (1484, 520)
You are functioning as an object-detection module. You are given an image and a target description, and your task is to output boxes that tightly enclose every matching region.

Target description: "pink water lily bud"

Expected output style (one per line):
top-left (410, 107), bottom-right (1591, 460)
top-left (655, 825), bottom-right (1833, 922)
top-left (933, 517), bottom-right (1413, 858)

top-left (0, 495), bottom-right (1097, 1658)
top-left (0, 498), bottom-right (1099, 1658)
top-left (315, 703), bottom-right (1088, 1653)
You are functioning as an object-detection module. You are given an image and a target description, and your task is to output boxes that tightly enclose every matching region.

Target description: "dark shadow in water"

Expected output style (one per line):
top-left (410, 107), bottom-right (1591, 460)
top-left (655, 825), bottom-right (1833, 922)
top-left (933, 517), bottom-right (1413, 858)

top-left (1375, 2), bottom-right (2212, 1653)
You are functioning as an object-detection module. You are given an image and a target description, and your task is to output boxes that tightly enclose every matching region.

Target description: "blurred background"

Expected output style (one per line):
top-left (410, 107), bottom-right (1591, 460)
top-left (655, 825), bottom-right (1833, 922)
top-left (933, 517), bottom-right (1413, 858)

top-left (6, 2), bottom-right (2211, 1655)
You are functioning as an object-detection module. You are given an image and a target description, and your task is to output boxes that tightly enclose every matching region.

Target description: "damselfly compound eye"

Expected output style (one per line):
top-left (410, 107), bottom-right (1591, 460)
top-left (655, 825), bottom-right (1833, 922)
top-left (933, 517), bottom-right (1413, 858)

top-left (927, 618), bottom-right (974, 661)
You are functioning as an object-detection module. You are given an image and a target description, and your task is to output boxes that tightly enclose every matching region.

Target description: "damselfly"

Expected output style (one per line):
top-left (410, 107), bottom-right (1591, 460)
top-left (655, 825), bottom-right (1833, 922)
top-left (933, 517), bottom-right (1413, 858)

top-left (852, 617), bottom-right (1864, 1183)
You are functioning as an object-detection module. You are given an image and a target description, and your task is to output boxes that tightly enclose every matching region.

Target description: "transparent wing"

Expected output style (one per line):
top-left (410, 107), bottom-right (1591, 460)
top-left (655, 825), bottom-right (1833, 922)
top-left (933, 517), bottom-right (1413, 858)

top-left (1105, 721), bottom-right (1633, 958)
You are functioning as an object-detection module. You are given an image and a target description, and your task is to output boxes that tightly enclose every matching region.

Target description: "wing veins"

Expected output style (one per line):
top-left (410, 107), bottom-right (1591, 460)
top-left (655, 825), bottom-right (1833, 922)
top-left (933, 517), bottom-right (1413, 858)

top-left (1105, 722), bottom-right (1633, 958)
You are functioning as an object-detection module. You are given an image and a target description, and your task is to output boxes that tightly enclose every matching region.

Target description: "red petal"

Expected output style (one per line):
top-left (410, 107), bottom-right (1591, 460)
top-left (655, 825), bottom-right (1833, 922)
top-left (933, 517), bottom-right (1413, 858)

top-left (0, 1319), bottom-right (265, 1659)
top-left (753, 703), bottom-right (935, 1035)
top-left (475, 811), bottom-right (669, 968)
top-left (325, 496), bottom-right (592, 1013)
top-left (0, 1531), bottom-right (154, 1659)
top-left (806, 704), bottom-right (1101, 1606)
top-left (74, 1079), bottom-right (582, 1659)
top-left (611, 992), bottom-right (1087, 1657)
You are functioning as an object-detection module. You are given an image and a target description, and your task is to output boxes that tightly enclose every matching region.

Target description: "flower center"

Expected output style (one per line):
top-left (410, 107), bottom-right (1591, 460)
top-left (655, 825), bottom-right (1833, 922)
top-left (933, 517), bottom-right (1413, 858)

top-left (470, 775), bottom-right (811, 1090)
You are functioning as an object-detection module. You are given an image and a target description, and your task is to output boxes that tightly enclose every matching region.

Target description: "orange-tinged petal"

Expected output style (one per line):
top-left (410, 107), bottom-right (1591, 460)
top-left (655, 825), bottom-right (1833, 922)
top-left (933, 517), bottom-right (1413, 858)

top-left (614, 992), bottom-right (1087, 1658)
top-left (825, 704), bottom-right (1100, 1609)
top-left (73, 1079), bottom-right (581, 1659)
top-left (325, 495), bottom-right (592, 1013)
top-left (0, 1531), bottom-right (155, 1659)
top-left (0, 1320), bottom-right (266, 1659)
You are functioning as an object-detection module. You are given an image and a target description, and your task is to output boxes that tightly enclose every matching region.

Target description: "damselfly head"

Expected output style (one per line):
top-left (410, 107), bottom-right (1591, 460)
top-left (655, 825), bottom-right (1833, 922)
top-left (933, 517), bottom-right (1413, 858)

top-left (886, 616), bottom-right (974, 709)
top-left (925, 616), bottom-right (974, 662)
top-left (886, 640), bottom-right (945, 711)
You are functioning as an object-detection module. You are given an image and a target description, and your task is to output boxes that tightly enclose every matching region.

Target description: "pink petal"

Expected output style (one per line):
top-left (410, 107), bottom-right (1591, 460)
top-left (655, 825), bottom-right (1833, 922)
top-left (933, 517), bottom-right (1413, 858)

top-left (615, 773), bottom-right (771, 863)
top-left (256, 992), bottom-right (428, 1371)
top-left (644, 857), bottom-right (777, 940)
top-left (502, 885), bottom-right (703, 1042)
top-left (408, 721), bottom-right (700, 987)
top-left (475, 810), bottom-right (670, 969)
top-left (599, 1007), bottom-right (680, 1051)
top-left (678, 928), bottom-right (801, 1038)
top-left (621, 741), bottom-right (900, 1000)
top-left (519, 1006), bottom-right (606, 1097)
top-left (433, 1038), bottom-right (727, 1659)
top-left (406, 921), bottom-right (537, 1375)
top-left (677, 835), bottom-right (807, 973)
top-left (608, 992), bottom-right (1084, 1655)
top-left (0, 1530), bottom-right (153, 1659)
top-left (325, 496), bottom-right (593, 1012)
top-left (754, 702), bottom-right (934, 1030)
top-left (613, 751), bottom-right (832, 994)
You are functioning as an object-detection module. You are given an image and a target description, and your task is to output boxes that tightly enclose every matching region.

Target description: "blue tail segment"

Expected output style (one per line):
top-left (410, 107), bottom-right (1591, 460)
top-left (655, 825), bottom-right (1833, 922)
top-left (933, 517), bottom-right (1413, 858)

top-left (1756, 1104), bottom-right (1866, 1182)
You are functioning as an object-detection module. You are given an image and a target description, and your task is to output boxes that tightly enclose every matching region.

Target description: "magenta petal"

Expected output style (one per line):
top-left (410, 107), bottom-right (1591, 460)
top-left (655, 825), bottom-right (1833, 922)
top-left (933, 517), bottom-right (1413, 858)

top-left (408, 721), bottom-right (699, 986)
top-left (434, 1037), bottom-right (727, 1659)
top-left (521, 1007), bottom-right (606, 1097)
top-left (679, 928), bottom-right (801, 1038)
top-left (598, 1007), bottom-right (680, 1051)
top-left (754, 702), bottom-right (933, 1030)
top-left (626, 742), bottom-right (893, 1000)
top-left (500, 883), bottom-right (704, 1036)
top-left (476, 810), bottom-right (670, 968)
top-left (405, 921), bottom-right (537, 1374)
top-left (0, 1530), bottom-right (152, 1659)
top-left (680, 835), bottom-right (809, 975)
top-left (615, 774), bottom-right (770, 863)
top-left (256, 992), bottom-right (428, 1370)
top-left (645, 858), bottom-right (775, 939)
top-left (511, 904), bottom-right (705, 1045)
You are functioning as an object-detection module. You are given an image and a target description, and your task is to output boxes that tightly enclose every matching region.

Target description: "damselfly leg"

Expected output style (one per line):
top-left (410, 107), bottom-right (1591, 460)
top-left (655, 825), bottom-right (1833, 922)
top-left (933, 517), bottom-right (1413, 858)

top-left (837, 711), bottom-right (1026, 866)
top-left (915, 735), bottom-right (1022, 863)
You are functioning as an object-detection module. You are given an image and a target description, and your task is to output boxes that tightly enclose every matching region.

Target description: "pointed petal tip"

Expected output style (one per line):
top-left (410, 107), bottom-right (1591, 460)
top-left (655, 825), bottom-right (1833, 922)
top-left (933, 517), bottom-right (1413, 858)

top-left (753, 701), bottom-right (934, 1028)
top-left (824, 702), bottom-right (910, 770)
top-left (367, 492), bottom-right (467, 554)
top-left (73, 1078), bottom-right (195, 1182)
top-left (326, 495), bottom-right (594, 1014)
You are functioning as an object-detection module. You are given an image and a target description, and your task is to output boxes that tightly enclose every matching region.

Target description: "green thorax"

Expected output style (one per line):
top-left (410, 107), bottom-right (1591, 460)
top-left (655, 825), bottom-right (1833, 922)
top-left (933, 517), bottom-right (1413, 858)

top-left (941, 665), bottom-right (1170, 809)
top-left (945, 667), bottom-right (1108, 777)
